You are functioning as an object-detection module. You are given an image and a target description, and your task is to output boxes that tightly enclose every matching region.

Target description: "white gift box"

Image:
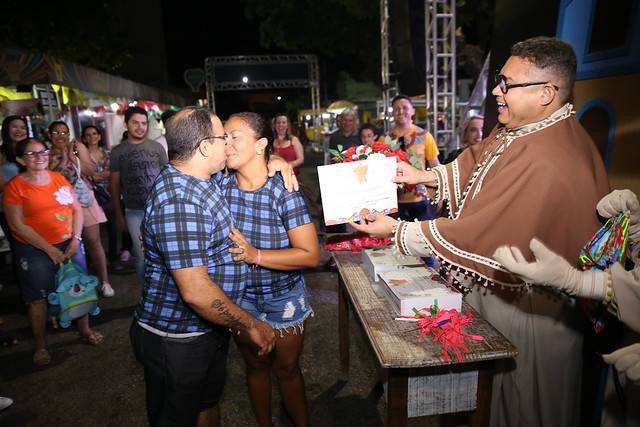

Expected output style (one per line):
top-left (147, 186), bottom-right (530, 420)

top-left (378, 266), bottom-right (462, 316)
top-left (361, 246), bottom-right (424, 282)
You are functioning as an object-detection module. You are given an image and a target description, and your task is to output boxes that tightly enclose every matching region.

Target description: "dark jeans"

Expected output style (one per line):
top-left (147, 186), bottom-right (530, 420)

top-left (397, 200), bottom-right (432, 221)
top-left (130, 321), bottom-right (230, 427)
top-left (104, 210), bottom-right (118, 262)
top-left (0, 211), bottom-right (19, 283)
top-left (13, 239), bottom-right (87, 301)
top-left (397, 200), bottom-right (438, 267)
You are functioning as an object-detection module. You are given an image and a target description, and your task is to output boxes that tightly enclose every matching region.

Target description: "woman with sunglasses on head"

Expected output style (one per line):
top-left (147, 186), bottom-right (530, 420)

top-left (221, 112), bottom-right (319, 427)
top-left (81, 125), bottom-right (118, 273)
top-left (3, 138), bottom-right (104, 365)
top-left (48, 121), bottom-right (113, 297)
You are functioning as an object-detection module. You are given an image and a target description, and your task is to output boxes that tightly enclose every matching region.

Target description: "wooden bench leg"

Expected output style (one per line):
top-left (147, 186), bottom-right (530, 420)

top-left (338, 274), bottom-right (350, 376)
top-left (468, 361), bottom-right (494, 427)
top-left (387, 369), bottom-right (408, 427)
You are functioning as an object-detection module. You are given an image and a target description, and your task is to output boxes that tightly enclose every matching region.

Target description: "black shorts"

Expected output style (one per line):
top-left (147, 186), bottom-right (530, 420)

top-left (130, 321), bottom-right (230, 425)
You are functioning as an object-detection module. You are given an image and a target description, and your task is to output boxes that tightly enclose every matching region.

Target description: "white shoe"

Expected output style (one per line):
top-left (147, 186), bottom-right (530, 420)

top-left (0, 397), bottom-right (13, 410)
top-left (101, 282), bottom-right (115, 298)
top-left (119, 250), bottom-right (132, 262)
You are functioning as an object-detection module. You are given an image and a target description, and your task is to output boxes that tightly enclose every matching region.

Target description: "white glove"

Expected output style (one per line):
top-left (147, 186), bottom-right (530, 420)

top-left (597, 189), bottom-right (640, 240)
top-left (602, 343), bottom-right (640, 383)
top-left (493, 238), bottom-right (608, 299)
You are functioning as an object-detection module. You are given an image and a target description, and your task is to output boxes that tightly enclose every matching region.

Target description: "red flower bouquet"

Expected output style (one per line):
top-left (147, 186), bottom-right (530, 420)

top-left (329, 137), bottom-right (423, 194)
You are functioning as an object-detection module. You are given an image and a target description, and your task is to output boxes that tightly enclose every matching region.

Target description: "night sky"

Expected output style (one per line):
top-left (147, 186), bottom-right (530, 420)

top-left (161, 1), bottom-right (311, 115)
top-left (162, 1), bottom-right (277, 88)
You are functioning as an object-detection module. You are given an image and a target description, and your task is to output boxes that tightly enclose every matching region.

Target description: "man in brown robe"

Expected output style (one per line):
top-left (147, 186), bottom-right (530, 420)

top-left (352, 36), bottom-right (610, 426)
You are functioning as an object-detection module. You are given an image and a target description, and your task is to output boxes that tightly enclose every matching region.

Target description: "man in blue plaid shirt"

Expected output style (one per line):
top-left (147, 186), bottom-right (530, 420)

top-left (130, 106), bottom-right (276, 426)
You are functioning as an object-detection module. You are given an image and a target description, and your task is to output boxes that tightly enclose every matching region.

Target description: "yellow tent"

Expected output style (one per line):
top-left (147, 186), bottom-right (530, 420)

top-left (326, 100), bottom-right (358, 114)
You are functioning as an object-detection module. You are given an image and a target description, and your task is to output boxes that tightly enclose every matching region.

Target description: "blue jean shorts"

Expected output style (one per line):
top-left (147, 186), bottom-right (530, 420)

top-left (14, 239), bottom-right (87, 302)
top-left (240, 280), bottom-right (313, 335)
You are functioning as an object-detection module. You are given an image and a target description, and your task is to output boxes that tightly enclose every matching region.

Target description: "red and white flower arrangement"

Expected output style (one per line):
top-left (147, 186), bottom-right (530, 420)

top-left (329, 137), bottom-right (423, 193)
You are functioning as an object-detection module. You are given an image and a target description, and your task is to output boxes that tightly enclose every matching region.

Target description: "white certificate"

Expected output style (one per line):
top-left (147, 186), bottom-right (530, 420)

top-left (317, 156), bottom-right (398, 226)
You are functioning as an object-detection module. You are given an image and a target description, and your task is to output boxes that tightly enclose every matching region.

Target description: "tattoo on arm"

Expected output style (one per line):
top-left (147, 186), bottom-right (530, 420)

top-left (210, 299), bottom-right (248, 330)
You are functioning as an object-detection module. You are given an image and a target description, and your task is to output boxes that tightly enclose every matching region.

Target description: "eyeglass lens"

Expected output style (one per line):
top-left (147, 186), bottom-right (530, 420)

top-left (495, 73), bottom-right (507, 93)
top-left (206, 135), bottom-right (229, 145)
top-left (24, 150), bottom-right (50, 158)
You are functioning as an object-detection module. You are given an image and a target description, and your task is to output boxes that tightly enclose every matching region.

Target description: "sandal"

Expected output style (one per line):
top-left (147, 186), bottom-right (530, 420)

top-left (33, 348), bottom-right (51, 365)
top-left (81, 331), bottom-right (104, 346)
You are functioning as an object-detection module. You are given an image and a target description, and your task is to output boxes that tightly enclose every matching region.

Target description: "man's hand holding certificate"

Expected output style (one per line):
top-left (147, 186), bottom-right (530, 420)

top-left (318, 156), bottom-right (398, 226)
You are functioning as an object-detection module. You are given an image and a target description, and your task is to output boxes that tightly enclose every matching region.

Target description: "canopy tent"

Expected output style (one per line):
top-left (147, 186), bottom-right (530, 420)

top-left (0, 51), bottom-right (188, 107)
top-left (326, 100), bottom-right (358, 115)
top-left (0, 48), bottom-right (188, 148)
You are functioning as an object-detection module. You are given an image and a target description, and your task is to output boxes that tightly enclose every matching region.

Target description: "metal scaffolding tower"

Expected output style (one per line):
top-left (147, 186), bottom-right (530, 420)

top-left (204, 54), bottom-right (321, 137)
top-left (425, 0), bottom-right (456, 151)
top-left (379, 0), bottom-right (392, 134)
top-left (379, 0), bottom-right (456, 150)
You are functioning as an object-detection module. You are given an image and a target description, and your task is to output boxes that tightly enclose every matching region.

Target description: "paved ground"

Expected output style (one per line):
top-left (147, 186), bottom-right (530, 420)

top-left (0, 150), bottom-right (440, 426)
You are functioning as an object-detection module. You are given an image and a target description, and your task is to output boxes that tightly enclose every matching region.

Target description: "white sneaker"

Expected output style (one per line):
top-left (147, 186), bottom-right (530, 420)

top-left (0, 397), bottom-right (13, 410)
top-left (101, 282), bottom-right (115, 298)
top-left (119, 250), bottom-right (132, 262)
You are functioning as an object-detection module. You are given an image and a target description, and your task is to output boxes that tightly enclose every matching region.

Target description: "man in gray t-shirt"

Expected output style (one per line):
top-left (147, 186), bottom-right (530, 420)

top-left (110, 106), bottom-right (168, 285)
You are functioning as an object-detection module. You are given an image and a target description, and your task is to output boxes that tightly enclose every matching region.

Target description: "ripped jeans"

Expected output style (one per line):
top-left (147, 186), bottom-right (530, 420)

top-left (14, 239), bottom-right (87, 302)
top-left (239, 280), bottom-right (313, 336)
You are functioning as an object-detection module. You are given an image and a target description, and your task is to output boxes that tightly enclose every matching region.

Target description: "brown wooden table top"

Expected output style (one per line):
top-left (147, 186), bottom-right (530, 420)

top-left (333, 250), bottom-right (518, 369)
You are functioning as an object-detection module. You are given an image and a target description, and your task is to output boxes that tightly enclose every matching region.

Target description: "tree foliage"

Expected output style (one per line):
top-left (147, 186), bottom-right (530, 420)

top-left (241, 0), bottom-right (381, 84)
top-left (240, 0), bottom-right (494, 92)
top-left (0, 0), bottom-right (130, 72)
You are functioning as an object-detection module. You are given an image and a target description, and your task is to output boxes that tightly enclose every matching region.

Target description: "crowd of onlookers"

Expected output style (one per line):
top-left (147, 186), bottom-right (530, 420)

top-left (0, 100), bottom-right (485, 417)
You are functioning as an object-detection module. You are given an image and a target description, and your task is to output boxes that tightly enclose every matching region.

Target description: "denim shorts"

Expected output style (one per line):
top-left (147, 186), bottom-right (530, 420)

top-left (14, 239), bottom-right (87, 302)
top-left (240, 280), bottom-right (313, 335)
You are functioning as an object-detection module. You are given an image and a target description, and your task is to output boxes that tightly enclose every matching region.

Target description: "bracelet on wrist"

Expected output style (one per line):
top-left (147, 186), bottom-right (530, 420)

top-left (602, 269), bottom-right (614, 305)
top-left (73, 235), bottom-right (83, 242)
top-left (252, 249), bottom-right (262, 270)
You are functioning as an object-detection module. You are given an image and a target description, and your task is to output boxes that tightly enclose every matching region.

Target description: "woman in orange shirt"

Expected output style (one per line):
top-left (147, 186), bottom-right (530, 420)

top-left (3, 138), bottom-right (104, 366)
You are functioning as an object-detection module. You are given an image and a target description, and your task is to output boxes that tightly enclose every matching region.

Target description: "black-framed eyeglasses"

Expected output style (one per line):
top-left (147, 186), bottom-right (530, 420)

top-left (197, 134), bottom-right (228, 149)
top-left (494, 72), bottom-right (559, 94)
top-left (51, 131), bottom-right (69, 136)
top-left (22, 150), bottom-right (51, 158)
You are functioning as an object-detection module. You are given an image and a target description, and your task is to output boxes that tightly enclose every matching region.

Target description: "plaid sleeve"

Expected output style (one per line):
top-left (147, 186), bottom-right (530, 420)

top-left (278, 188), bottom-right (312, 231)
top-left (150, 200), bottom-right (211, 270)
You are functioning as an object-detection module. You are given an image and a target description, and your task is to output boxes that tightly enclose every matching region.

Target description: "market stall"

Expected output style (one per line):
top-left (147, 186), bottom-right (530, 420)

top-left (0, 47), bottom-right (188, 148)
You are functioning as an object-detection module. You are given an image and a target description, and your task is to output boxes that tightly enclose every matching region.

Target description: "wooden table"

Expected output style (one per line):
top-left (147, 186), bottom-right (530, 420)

top-left (334, 251), bottom-right (518, 426)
